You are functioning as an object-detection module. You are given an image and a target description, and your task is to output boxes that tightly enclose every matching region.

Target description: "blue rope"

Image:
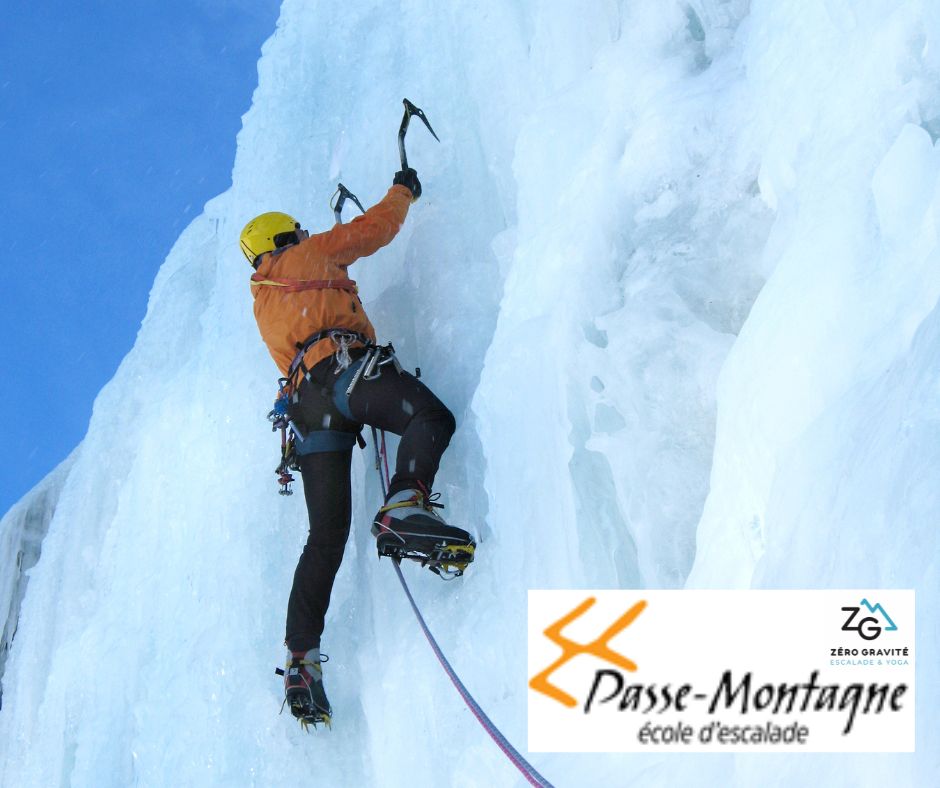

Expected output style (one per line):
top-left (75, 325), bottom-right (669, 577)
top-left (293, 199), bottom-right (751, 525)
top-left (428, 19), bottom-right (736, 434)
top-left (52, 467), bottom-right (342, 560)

top-left (392, 560), bottom-right (554, 787)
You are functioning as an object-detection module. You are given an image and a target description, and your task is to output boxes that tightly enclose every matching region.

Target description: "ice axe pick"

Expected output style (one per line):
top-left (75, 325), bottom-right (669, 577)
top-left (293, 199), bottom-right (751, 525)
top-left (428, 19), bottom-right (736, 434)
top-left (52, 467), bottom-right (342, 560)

top-left (330, 183), bottom-right (366, 224)
top-left (398, 98), bottom-right (440, 171)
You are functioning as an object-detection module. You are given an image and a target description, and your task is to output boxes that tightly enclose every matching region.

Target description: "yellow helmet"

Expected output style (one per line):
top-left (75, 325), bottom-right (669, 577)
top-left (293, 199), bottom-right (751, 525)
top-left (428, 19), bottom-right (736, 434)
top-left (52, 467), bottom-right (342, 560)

top-left (239, 211), bottom-right (300, 266)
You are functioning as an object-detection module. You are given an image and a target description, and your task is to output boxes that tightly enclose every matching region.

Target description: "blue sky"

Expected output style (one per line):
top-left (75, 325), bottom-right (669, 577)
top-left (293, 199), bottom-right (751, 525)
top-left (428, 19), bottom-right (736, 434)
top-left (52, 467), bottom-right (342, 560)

top-left (0, 1), bottom-right (280, 515)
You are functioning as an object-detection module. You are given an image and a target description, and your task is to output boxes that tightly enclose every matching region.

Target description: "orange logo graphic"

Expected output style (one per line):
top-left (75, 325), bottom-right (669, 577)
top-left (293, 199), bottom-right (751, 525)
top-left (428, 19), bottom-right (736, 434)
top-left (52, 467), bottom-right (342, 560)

top-left (530, 596), bottom-right (647, 707)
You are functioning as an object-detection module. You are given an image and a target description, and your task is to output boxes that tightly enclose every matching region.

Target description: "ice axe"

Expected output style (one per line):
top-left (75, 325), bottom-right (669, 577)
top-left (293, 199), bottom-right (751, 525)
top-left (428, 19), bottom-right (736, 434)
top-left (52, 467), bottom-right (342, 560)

top-left (398, 98), bottom-right (439, 171)
top-left (330, 183), bottom-right (365, 224)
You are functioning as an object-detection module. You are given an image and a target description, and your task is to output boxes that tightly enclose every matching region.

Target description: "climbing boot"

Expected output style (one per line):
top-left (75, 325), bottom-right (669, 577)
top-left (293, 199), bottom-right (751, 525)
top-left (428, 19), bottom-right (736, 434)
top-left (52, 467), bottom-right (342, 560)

top-left (280, 648), bottom-right (331, 729)
top-left (372, 486), bottom-right (476, 576)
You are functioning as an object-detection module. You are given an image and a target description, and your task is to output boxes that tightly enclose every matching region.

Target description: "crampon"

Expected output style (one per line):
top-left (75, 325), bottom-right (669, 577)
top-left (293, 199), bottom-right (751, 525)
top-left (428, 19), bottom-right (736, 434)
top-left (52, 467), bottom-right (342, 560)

top-left (275, 654), bottom-right (332, 731)
top-left (283, 695), bottom-right (331, 732)
top-left (373, 522), bottom-right (476, 579)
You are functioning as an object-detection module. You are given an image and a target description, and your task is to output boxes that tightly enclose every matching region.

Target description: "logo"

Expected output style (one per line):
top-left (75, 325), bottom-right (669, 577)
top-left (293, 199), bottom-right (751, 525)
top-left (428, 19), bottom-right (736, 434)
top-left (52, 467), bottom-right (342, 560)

top-left (841, 599), bottom-right (898, 641)
top-left (528, 590), bottom-right (915, 753)
top-left (529, 596), bottom-right (647, 708)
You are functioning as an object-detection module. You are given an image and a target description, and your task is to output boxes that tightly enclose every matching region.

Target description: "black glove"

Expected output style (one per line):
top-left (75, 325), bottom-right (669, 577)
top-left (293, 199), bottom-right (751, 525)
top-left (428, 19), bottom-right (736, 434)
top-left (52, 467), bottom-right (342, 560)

top-left (393, 168), bottom-right (422, 201)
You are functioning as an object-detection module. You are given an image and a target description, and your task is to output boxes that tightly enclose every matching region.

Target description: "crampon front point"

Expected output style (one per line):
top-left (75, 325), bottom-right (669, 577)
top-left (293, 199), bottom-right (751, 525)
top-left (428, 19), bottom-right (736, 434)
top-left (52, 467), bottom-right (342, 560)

top-left (287, 698), bottom-right (332, 732)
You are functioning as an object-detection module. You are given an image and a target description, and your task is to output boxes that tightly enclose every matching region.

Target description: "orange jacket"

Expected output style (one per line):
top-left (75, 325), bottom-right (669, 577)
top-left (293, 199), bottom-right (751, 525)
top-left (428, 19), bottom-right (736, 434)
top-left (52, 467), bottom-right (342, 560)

top-left (251, 185), bottom-right (413, 378)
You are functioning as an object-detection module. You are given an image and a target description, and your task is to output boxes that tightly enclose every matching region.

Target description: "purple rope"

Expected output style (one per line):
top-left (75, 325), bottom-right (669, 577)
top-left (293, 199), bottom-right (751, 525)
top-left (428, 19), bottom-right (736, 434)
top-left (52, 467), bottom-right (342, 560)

top-left (392, 560), bottom-right (554, 788)
top-left (373, 428), bottom-right (551, 785)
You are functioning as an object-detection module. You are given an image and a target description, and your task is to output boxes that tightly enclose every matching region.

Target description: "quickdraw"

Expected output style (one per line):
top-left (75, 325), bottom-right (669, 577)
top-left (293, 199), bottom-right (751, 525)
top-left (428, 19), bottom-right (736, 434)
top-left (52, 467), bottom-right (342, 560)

top-left (268, 378), bottom-right (298, 495)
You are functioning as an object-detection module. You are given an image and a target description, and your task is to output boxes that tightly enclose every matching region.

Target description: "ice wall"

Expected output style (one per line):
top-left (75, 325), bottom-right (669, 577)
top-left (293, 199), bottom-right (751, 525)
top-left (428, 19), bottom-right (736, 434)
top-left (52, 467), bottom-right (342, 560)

top-left (0, 452), bottom-right (75, 711)
top-left (689, 4), bottom-right (940, 590)
top-left (681, 4), bottom-right (940, 784)
top-left (1, 1), bottom-right (938, 786)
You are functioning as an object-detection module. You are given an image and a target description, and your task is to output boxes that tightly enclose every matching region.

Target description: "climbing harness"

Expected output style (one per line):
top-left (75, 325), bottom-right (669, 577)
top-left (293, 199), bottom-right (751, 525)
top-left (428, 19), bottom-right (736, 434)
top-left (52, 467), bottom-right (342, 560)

top-left (265, 330), bottom-right (404, 495)
top-left (285, 328), bottom-right (372, 382)
top-left (254, 269), bottom-right (370, 493)
top-left (265, 328), bottom-right (369, 494)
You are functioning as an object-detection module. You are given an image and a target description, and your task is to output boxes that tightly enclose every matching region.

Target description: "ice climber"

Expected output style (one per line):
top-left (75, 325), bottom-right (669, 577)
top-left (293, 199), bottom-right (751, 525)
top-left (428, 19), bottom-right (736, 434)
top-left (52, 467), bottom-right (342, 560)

top-left (240, 168), bottom-right (471, 727)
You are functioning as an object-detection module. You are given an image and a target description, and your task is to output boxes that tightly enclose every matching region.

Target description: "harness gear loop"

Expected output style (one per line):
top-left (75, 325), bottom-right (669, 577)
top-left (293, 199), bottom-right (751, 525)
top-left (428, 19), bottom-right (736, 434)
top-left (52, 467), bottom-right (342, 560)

top-left (267, 377), bottom-right (298, 495)
top-left (285, 328), bottom-right (373, 393)
top-left (264, 330), bottom-right (399, 495)
top-left (343, 342), bottom-right (401, 402)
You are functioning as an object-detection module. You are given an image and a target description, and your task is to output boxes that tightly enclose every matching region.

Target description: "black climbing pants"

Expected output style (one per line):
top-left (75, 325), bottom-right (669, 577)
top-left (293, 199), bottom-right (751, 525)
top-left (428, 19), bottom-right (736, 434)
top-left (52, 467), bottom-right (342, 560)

top-left (285, 351), bottom-right (456, 652)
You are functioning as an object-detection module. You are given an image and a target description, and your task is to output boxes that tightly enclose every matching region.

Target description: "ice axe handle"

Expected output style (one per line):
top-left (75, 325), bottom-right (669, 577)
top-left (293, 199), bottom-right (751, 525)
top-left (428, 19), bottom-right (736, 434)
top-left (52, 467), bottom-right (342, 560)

top-left (398, 98), bottom-right (440, 171)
